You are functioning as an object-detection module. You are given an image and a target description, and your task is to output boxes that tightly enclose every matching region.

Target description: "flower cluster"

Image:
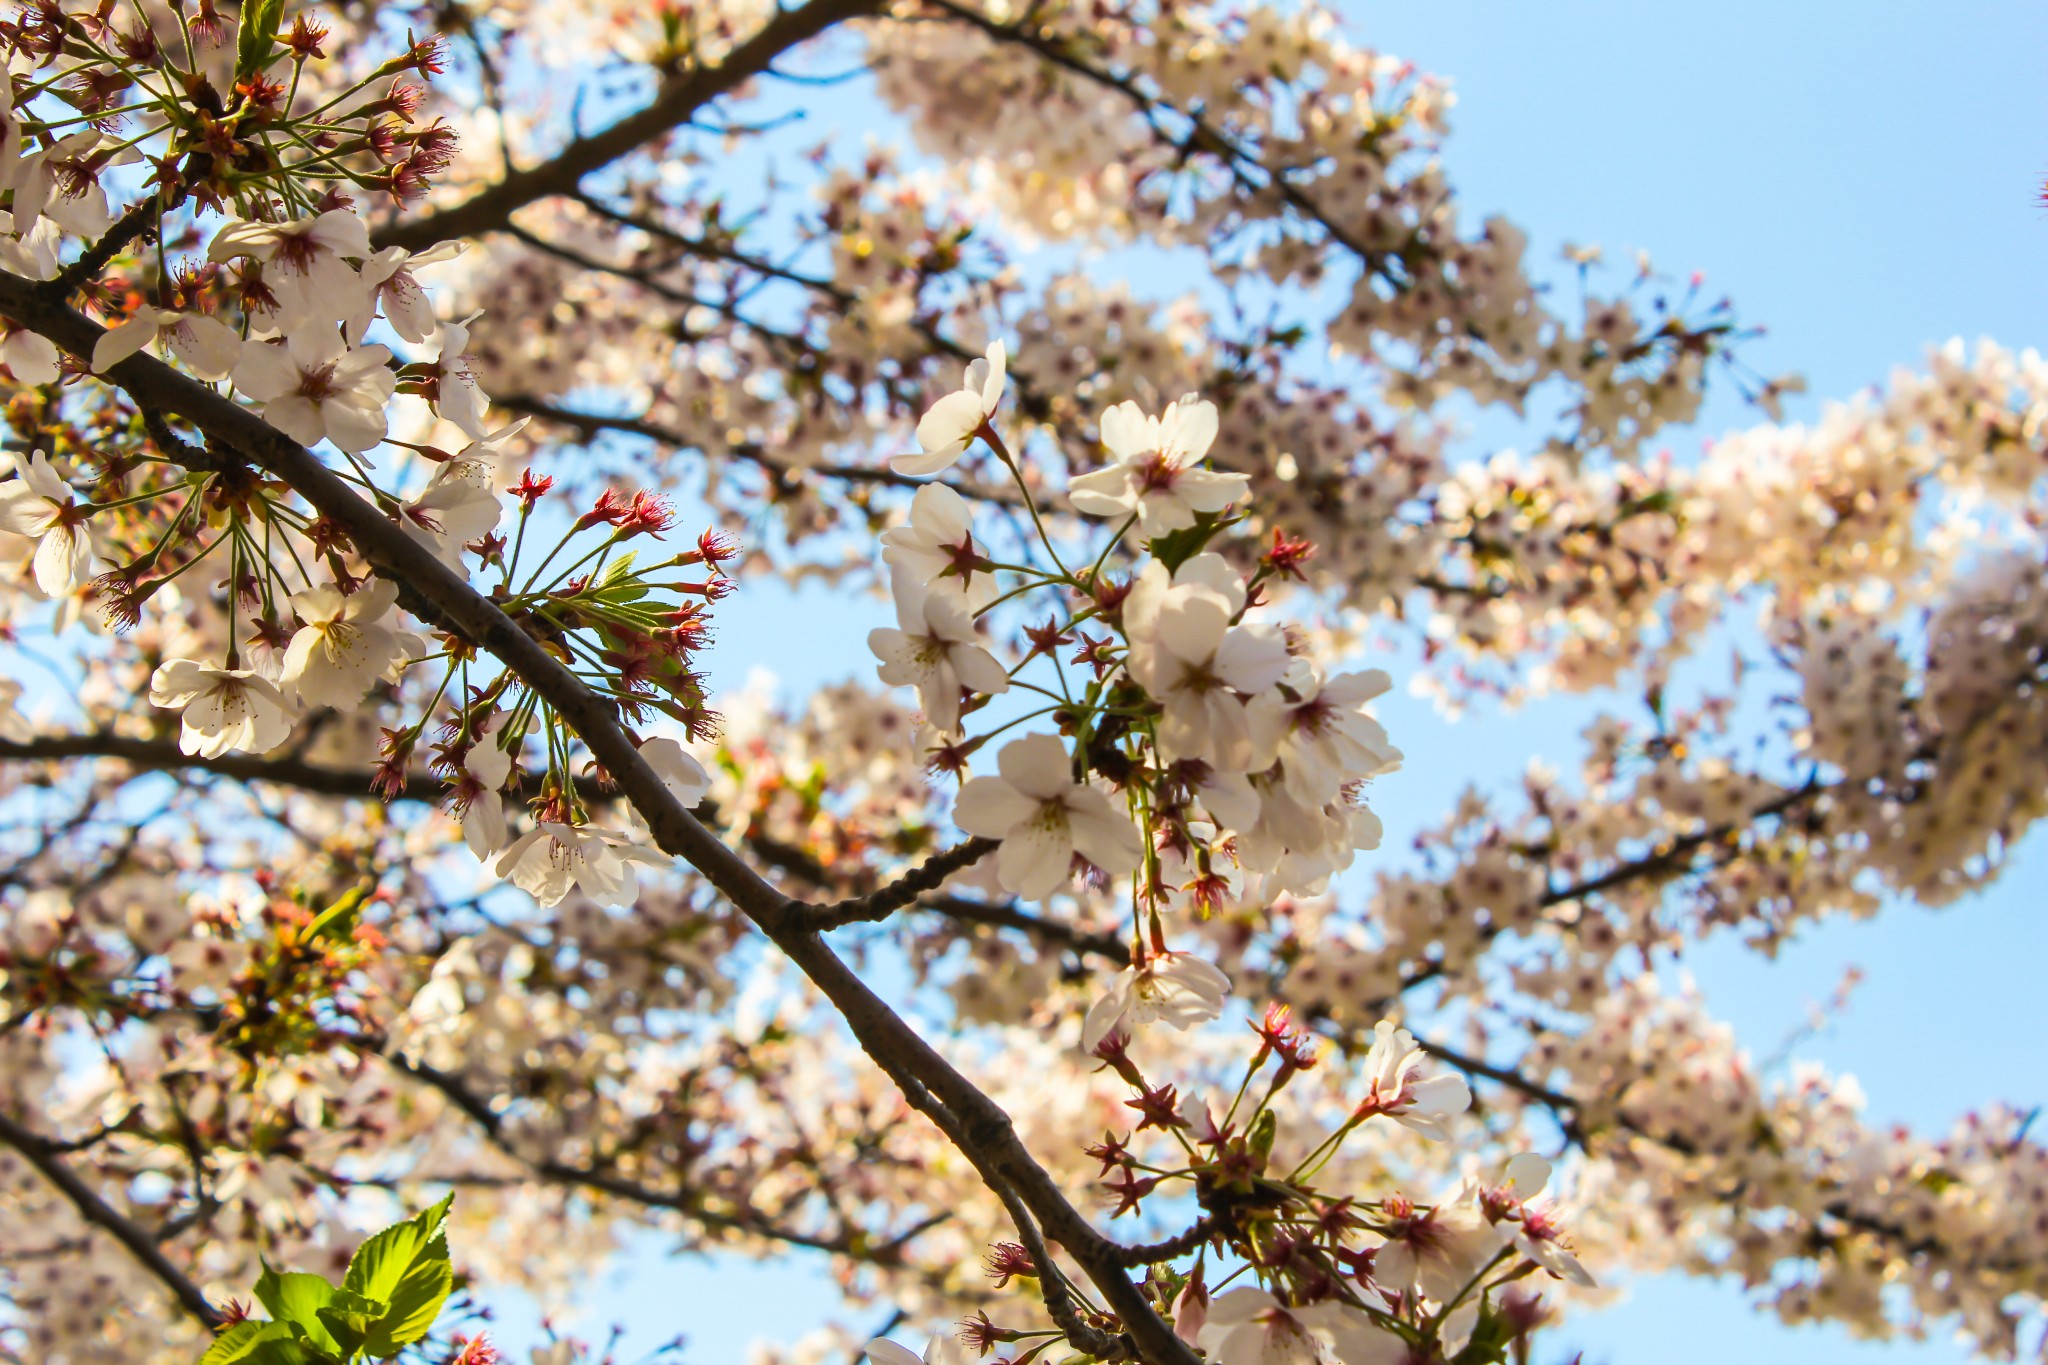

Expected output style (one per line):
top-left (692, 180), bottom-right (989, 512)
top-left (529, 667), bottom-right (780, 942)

top-left (867, 345), bottom-right (1402, 1051)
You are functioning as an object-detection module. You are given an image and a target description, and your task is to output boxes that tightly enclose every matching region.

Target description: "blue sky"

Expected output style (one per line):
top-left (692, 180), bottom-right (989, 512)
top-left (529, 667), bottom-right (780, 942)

top-left (488, 4), bottom-right (2048, 1363)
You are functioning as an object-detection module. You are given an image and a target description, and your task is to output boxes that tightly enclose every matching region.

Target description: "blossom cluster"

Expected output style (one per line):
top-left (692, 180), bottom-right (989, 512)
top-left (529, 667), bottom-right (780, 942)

top-left (0, 0), bottom-right (2041, 1361)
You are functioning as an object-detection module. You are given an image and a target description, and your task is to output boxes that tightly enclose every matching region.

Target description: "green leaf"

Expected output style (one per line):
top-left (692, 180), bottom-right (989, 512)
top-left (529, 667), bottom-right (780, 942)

top-left (305, 882), bottom-right (371, 943)
top-left (1144, 514), bottom-right (1227, 572)
top-left (344, 1195), bottom-right (456, 1358)
top-left (235, 0), bottom-right (286, 82)
top-left (314, 1288), bottom-right (385, 1359)
top-left (343, 1194), bottom-right (451, 1301)
top-left (359, 1256), bottom-right (452, 1357)
top-left (253, 1265), bottom-right (343, 1356)
top-left (198, 1321), bottom-right (315, 1365)
top-left (598, 550), bottom-right (637, 587)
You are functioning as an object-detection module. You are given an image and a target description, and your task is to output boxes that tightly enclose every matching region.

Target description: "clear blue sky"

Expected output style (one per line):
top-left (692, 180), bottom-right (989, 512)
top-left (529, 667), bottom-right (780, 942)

top-left (492, 4), bottom-right (2048, 1363)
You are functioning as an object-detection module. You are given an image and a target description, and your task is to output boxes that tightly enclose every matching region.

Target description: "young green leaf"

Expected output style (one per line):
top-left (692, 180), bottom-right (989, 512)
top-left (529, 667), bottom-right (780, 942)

top-left (252, 1265), bottom-right (344, 1357)
top-left (343, 1194), bottom-right (457, 1358)
top-left (314, 1288), bottom-right (386, 1359)
top-left (197, 1320), bottom-right (316, 1365)
top-left (342, 1193), bottom-right (452, 1302)
top-left (235, 0), bottom-right (286, 82)
top-left (304, 881), bottom-right (372, 943)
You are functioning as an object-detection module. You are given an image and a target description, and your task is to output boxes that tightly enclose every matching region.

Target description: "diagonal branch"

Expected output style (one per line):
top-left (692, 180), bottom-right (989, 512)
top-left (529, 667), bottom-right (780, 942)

top-left (0, 269), bottom-right (1194, 1365)
top-left (0, 1108), bottom-right (224, 1330)
top-left (372, 0), bottom-right (884, 252)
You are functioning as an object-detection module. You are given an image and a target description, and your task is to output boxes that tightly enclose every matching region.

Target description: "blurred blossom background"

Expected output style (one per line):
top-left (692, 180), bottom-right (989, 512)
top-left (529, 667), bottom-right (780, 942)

top-left (463, 3), bottom-right (2048, 1363)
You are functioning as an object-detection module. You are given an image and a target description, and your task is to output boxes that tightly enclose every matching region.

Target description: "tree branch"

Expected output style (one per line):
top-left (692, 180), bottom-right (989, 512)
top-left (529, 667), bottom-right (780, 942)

top-left (372, 0), bottom-right (884, 252)
top-left (0, 1108), bottom-right (224, 1330)
top-left (384, 1052), bottom-right (940, 1262)
top-left (806, 837), bottom-right (999, 929)
top-left (493, 393), bottom-right (1027, 506)
top-left (0, 269), bottom-right (1198, 1365)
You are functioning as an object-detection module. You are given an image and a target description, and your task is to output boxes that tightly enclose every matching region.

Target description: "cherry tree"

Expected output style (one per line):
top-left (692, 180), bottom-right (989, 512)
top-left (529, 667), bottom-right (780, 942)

top-left (0, 1), bottom-right (2041, 1363)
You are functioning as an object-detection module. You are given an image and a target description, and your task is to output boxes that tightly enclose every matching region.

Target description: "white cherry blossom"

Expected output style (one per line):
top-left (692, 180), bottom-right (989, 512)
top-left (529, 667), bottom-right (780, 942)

top-left (0, 452), bottom-right (91, 595)
top-left (209, 209), bottom-right (371, 328)
top-left (349, 241), bottom-right (465, 344)
top-left (641, 736), bottom-right (711, 808)
top-left (400, 454), bottom-right (504, 565)
top-left (1, 326), bottom-right (58, 385)
top-left (1357, 1019), bottom-right (1472, 1140)
top-left (1068, 395), bottom-right (1249, 537)
top-left (147, 659), bottom-right (294, 758)
top-left (1372, 1201), bottom-right (1507, 1304)
top-left (0, 209), bottom-right (59, 279)
top-left (898, 339), bottom-right (1005, 476)
top-left (1198, 1288), bottom-right (1405, 1365)
top-left (867, 582), bottom-right (1009, 734)
top-left (952, 733), bottom-right (1143, 899)
top-left (8, 132), bottom-right (111, 238)
top-left (1080, 950), bottom-right (1232, 1052)
top-left (865, 1334), bottom-right (970, 1365)
top-left (426, 315), bottom-right (489, 438)
top-left (232, 331), bottom-right (397, 454)
top-left (495, 822), bottom-right (668, 908)
top-left (456, 723), bottom-right (514, 860)
top-left (879, 482), bottom-right (998, 610)
top-left (1486, 1155), bottom-right (1595, 1286)
top-left (1253, 662), bottom-right (1404, 808)
top-left (280, 579), bottom-right (420, 711)
top-left (1128, 580), bottom-right (1290, 771)
top-left (90, 305), bottom-right (242, 381)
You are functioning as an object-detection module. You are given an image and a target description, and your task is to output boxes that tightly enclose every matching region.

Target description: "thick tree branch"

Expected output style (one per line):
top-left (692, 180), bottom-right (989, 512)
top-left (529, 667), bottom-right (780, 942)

top-left (0, 270), bottom-right (1194, 1365)
top-left (372, 0), bottom-right (884, 252)
top-left (0, 1108), bottom-right (224, 1330)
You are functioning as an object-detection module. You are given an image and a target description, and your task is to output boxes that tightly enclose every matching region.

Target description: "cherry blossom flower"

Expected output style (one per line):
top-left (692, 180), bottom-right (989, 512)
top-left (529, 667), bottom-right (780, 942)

top-left (1198, 1288), bottom-right (1406, 1365)
top-left (495, 822), bottom-right (668, 908)
top-left (1080, 950), bottom-right (1232, 1052)
top-left (90, 305), bottom-right (242, 381)
top-left (280, 579), bottom-right (420, 711)
top-left (0, 209), bottom-right (59, 280)
top-left (1355, 1020), bottom-right (1471, 1140)
top-left (232, 331), bottom-right (397, 454)
top-left (7, 132), bottom-right (112, 238)
top-left (879, 482), bottom-right (998, 610)
top-left (1371, 1199), bottom-right (1507, 1304)
top-left (1237, 773), bottom-right (1383, 896)
top-left (400, 455), bottom-right (503, 565)
top-left (952, 732), bottom-right (1144, 899)
top-left (426, 315), bottom-right (488, 438)
top-left (865, 1334), bottom-right (971, 1365)
top-left (1253, 662), bottom-right (1404, 808)
top-left (1484, 1155), bottom-right (1596, 1287)
top-left (349, 241), bottom-right (464, 344)
top-left (147, 659), bottom-right (294, 758)
top-left (1068, 395), bottom-right (1249, 537)
top-left (1, 326), bottom-right (59, 385)
top-left (0, 452), bottom-right (91, 595)
top-left (897, 340), bottom-right (1005, 476)
top-left (640, 736), bottom-right (710, 808)
top-left (1128, 580), bottom-right (1290, 771)
top-left (209, 209), bottom-right (371, 328)
top-left (867, 583), bottom-right (1009, 734)
top-left (455, 724), bottom-right (514, 859)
